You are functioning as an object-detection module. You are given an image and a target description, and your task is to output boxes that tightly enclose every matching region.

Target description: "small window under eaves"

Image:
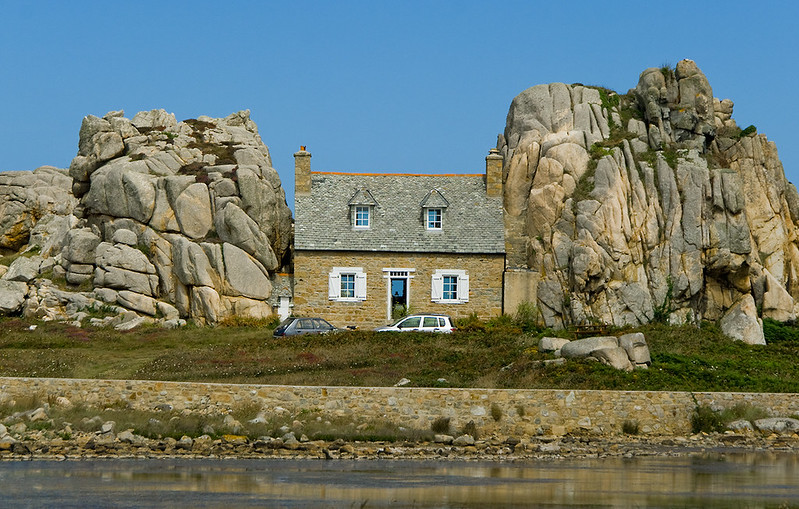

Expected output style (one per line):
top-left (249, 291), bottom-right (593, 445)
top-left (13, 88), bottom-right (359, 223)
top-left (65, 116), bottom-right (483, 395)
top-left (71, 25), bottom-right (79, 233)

top-left (348, 188), bottom-right (378, 230)
top-left (420, 189), bottom-right (448, 230)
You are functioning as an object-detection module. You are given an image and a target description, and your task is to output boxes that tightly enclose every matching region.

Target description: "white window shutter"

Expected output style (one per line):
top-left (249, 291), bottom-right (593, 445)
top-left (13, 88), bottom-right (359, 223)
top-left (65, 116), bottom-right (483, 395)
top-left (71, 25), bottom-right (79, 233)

top-left (431, 274), bottom-right (443, 302)
top-left (355, 272), bottom-right (367, 300)
top-left (457, 274), bottom-right (469, 302)
top-left (328, 273), bottom-right (340, 300)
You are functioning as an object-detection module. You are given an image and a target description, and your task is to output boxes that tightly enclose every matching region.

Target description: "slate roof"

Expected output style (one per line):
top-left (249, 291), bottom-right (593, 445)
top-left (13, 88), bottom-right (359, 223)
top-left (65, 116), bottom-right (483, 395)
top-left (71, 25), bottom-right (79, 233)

top-left (295, 172), bottom-right (505, 254)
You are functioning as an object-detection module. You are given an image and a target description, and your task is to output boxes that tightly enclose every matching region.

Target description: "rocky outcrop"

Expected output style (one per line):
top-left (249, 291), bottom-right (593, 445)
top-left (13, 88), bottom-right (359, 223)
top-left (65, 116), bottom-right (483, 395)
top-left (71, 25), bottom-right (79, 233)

top-left (0, 167), bottom-right (78, 252)
top-left (0, 109), bottom-right (292, 326)
top-left (502, 59), bottom-right (799, 344)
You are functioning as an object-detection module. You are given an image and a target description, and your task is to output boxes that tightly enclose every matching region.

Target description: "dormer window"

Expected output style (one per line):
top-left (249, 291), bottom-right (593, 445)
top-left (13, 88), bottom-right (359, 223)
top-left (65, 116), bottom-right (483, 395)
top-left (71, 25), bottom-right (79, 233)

top-left (348, 188), bottom-right (378, 230)
top-left (354, 206), bottom-right (371, 228)
top-left (426, 208), bottom-right (442, 230)
top-left (420, 189), bottom-right (449, 231)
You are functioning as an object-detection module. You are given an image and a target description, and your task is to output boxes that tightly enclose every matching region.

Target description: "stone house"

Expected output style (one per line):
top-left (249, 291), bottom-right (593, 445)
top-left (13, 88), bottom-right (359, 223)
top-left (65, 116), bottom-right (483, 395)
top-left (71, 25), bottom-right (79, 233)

top-left (292, 147), bottom-right (505, 329)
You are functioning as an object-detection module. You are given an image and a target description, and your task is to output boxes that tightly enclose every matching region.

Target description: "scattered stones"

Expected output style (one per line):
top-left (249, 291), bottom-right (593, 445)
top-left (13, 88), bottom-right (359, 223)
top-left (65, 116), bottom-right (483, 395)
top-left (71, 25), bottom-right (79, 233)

top-left (453, 434), bottom-right (475, 446)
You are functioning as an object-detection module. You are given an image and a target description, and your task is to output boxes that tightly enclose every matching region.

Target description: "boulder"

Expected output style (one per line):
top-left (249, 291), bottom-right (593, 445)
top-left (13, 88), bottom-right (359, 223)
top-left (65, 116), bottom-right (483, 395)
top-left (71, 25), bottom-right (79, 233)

top-left (754, 417), bottom-right (799, 434)
top-left (190, 286), bottom-right (221, 324)
top-left (618, 332), bottom-right (651, 365)
top-left (0, 280), bottom-right (29, 313)
top-left (560, 336), bottom-right (619, 358)
top-left (83, 163), bottom-right (157, 223)
top-left (174, 183), bottom-right (212, 239)
top-left (720, 294), bottom-right (766, 345)
top-left (215, 201), bottom-right (278, 270)
top-left (112, 228), bottom-right (138, 247)
top-left (131, 109), bottom-right (177, 130)
top-left (222, 243), bottom-right (271, 299)
top-left (117, 290), bottom-right (157, 316)
top-left (28, 213), bottom-right (79, 257)
top-left (539, 336), bottom-right (570, 354)
top-left (62, 228), bottom-right (101, 265)
top-left (762, 271), bottom-right (796, 322)
top-left (591, 347), bottom-right (633, 372)
top-left (172, 236), bottom-right (215, 287)
top-left (3, 255), bottom-right (41, 282)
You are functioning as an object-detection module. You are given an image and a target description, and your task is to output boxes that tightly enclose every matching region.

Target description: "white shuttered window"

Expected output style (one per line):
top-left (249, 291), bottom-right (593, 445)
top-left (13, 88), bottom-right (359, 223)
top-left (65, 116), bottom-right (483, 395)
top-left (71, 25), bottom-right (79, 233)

top-left (328, 267), bottom-right (367, 301)
top-left (431, 270), bottom-right (469, 303)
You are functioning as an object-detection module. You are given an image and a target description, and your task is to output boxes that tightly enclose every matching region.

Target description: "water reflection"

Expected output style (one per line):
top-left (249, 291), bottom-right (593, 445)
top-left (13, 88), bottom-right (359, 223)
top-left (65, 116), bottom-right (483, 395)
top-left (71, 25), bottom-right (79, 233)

top-left (2, 452), bottom-right (798, 508)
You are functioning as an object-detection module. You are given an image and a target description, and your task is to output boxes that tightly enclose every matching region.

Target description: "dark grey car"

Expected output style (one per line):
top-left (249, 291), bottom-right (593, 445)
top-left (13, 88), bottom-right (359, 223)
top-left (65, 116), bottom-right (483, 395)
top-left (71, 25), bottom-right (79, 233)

top-left (273, 317), bottom-right (337, 337)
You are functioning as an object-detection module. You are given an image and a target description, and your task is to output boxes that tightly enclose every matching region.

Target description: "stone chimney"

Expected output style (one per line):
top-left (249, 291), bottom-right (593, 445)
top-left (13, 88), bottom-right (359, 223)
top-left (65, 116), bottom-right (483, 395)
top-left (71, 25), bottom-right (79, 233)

top-left (485, 148), bottom-right (503, 198)
top-left (294, 146), bottom-right (311, 196)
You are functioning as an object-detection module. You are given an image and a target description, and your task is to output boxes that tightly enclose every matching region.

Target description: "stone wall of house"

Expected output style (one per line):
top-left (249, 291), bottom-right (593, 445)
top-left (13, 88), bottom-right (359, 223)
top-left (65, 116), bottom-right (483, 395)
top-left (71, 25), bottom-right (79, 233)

top-left (293, 251), bottom-right (505, 329)
top-left (2, 377), bottom-right (798, 437)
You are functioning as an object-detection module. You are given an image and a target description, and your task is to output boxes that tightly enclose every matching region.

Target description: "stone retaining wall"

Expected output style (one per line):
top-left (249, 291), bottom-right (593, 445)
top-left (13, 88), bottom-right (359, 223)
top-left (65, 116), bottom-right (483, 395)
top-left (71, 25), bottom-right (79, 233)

top-left (2, 377), bottom-right (798, 436)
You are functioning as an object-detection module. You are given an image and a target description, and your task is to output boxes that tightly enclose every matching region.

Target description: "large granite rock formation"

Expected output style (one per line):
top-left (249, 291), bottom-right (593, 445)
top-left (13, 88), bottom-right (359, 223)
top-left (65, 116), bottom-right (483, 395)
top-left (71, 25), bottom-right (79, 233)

top-left (0, 109), bottom-right (292, 326)
top-left (501, 59), bottom-right (796, 344)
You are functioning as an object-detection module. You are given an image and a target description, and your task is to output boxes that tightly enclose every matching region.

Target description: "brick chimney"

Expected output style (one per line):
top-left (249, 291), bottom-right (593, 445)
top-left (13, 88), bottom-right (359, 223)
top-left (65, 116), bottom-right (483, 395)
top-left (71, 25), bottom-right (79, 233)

top-left (294, 146), bottom-right (311, 196)
top-left (485, 148), bottom-right (503, 198)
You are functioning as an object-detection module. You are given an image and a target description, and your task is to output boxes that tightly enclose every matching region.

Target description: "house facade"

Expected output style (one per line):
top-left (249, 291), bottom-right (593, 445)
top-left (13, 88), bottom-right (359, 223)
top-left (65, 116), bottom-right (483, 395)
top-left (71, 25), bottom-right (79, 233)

top-left (292, 148), bottom-right (505, 329)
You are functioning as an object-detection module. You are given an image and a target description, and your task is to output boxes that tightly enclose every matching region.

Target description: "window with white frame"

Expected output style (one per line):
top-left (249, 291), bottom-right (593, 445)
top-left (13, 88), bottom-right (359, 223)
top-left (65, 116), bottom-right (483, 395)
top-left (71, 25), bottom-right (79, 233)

top-left (431, 269), bottom-right (469, 303)
top-left (426, 208), bottom-right (442, 230)
top-left (353, 206), bottom-right (371, 229)
top-left (329, 267), bottom-right (367, 301)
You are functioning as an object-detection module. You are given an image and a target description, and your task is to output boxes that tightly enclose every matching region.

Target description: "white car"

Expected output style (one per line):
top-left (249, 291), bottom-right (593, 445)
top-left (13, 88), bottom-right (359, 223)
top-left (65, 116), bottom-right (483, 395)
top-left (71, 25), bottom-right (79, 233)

top-left (375, 314), bottom-right (455, 333)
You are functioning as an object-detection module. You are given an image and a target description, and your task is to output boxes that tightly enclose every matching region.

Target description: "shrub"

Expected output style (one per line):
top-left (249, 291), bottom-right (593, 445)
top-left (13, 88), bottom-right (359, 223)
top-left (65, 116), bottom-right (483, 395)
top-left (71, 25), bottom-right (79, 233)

top-left (691, 404), bottom-right (724, 433)
top-left (659, 64), bottom-right (675, 80)
top-left (622, 420), bottom-right (640, 435)
top-left (431, 417), bottom-right (451, 434)
top-left (514, 302), bottom-right (541, 332)
top-left (720, 403), bottom-right (769, 424)
top-left (455, 313), bottom-right (486, 332)
top-left (490, 403), bottom-right (503, 422)
top-left (461, 420), bottom-right (479, 440)
top-left (763, 318), bottom-right (799, 343)
top-left (740, 125), bottom-right (757, 137)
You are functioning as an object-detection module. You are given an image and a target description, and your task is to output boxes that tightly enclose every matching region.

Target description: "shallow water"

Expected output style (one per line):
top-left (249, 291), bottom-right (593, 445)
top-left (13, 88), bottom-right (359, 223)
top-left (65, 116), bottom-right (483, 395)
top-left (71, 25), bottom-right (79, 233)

top-left (2, 452), bottom-right (798, 508)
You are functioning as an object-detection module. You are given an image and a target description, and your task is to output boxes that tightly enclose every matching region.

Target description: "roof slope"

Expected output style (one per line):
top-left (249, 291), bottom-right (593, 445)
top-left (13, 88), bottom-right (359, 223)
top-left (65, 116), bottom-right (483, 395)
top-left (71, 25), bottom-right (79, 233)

top-left (295, 173), bottom-right (504, 253)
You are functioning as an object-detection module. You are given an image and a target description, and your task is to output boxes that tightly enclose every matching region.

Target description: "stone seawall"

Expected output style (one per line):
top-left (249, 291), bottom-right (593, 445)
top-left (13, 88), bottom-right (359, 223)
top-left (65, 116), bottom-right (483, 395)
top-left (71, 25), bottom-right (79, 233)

top-left (2, 377), bottom-right (798, 436)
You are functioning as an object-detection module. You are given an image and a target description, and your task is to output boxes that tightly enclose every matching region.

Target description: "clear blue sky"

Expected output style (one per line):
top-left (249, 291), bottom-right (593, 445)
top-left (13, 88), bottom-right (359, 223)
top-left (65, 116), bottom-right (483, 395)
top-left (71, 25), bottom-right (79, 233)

top-left (2, 1), bottom-right (797, 211)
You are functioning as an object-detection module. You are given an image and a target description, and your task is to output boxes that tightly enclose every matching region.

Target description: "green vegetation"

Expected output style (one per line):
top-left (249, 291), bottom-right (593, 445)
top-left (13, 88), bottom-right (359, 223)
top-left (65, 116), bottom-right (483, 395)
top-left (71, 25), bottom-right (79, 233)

top-left (690, 402), bottom-right (769, 434)
top-left (431, 416), bottom-right (451, 434)
top-left (622, 419), bottom-right (640, 435)
top-left (740, 124), bottom-right (757, 137)
top-left (597, 88), bottom-right (620, 111)
top-left (572, 166), bottom-right (596, 213)
top-left (2, 317), bottom-right (799, 393)
top-left (763, 318), bottom-right (799, 343)
top-left (182, 118), bottom-right (237, 166)
top-left (659, 63), bottom-right (675, 81)
top-left (651, 276), bottom-right (674, 324)
top-left (662, 146), bottom-right (680, 169)
top-left (490, 403), bottom-right (503, 422)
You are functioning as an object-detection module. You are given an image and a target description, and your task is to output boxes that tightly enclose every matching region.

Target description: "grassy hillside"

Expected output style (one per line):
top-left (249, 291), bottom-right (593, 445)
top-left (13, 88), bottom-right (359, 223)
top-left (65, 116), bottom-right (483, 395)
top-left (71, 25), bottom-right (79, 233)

top-left (1, 316), bottom-right (798, 392)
